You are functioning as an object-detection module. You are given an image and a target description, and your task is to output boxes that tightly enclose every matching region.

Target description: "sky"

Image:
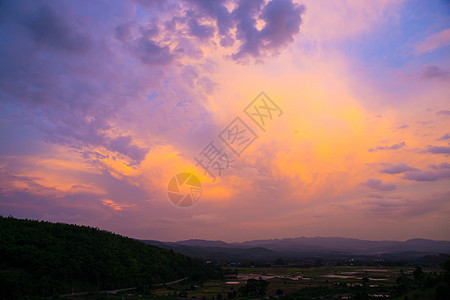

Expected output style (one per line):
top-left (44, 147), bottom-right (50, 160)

top-left (0, 0), bottom-right (449, 242)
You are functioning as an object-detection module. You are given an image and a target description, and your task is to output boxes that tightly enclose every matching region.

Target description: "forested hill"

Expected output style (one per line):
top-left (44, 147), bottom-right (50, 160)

top-left (0, 216), bottom-right (220, 298)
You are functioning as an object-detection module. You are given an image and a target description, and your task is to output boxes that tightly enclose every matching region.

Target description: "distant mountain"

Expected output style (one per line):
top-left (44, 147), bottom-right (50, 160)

top-left (236, 237), bottom-right (450, 254)
top-left (142, 236), bottom-right (450, 261)
top-left (0, 217), bottom-right (220, 298)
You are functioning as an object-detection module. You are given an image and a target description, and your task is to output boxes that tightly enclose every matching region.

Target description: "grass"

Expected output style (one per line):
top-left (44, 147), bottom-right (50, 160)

top-left (148, 265), bottom-right (426, 299)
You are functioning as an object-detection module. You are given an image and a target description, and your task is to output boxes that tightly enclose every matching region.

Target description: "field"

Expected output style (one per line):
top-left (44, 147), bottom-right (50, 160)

top-left (148, 265), bottom-right (429, 299)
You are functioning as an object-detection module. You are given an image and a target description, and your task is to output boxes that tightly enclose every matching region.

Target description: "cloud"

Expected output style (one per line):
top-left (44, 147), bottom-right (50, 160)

top-left (101, 199), bottom-right (131, 211)
top-left (436, 110), bottom-right (450, 116)
top-left (108, 136), bottom-right (149, 163)
top-left (231, 0), bottom-right (266, 60)
top-left (380, 163), bottom-right (417, 174)
top-left (425, 145), bottom-right (450, 154)
top-left (187, 18), bottom-right (215, 40)
top-left (401, 163), bottom-right (450, 182)
top-left (259, 0), bottom-right (305, 50)
top-left (360, 178), bottom-right (396, 191)
top-left (368, 141), bottom-right (405, 152)
top-left (398, 124), bottom-right (409, 129)
top-left (21, 4), bottom-right (92, 54)
top-left (367, 193), bottom-right (383, 199)
top-left (133, 38), bottom-right (175, 65)
top-left (437, 133), bottom-right (450, 140)
top-left (414, 28), bottom-right (450, 55)
top-left (420, 65), bottom-right (450, 81)
top-left (231, 0), bottom-right (305, 61)
top-left (0, 0), bottom-right (449, 242)
top-left (429, 162), bottom-right (450, 170)
top-left (416, 120), bottom-right (433, 125)
top-left (365, 191), bottom-right (450, 218)
top-left (403, 170), bottom-right (450, 182)
top-left (185, 0), bottom-right (234, 46)
top-left (132, 0), bottom-right (304, 62)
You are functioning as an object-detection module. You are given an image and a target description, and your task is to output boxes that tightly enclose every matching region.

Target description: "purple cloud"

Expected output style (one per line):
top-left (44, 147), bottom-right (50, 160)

top-left (231, 0), bottom-right (305, 61)
top-left (21, 4), bottom-right (92, 54)
top-left (133, 0), bottom-right (304, 62)
top-left (403, 169), bottom-right (450, 182)
top-left (108, 136), bottom-right (149, 164)
top-left (367, 193), bottom-right (384, 199)
top-left (187, 18), bottom-right (215, 40)
top-left (133, 38), bottom-right (175, 65)
top-left (360, 179), bottom-right (396, 191)
top-left (185, 0), bottom-right (234, 46)
top-left (402, 163), bottom-right (450, 182)
top-left (0, 0), bottom-right (186, 169)
top-left (368, 141), bottom-right (406, 152)
top-left (436, 110), bottom-right (450, 116)
top-left (365, 191), bottom-right (450, 218)
top-left (231, 0), bottom-right (266, 60)
top-left (425, 145), bottom-right (450, 154)
top-left (429, 162), bottom-right (450, 170)
top-left (380, 163), bottom-right (417, 174)
top-left (437, 133), bottom-right (450, 140)
top-left (420, 65), bottom-right (450, 80)
top-left (260, 0), bottom-right (304, 50)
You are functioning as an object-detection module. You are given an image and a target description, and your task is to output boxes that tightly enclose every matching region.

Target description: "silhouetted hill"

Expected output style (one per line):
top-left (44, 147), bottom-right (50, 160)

top-left (142, 236), bottom-right (450, 262)
top-left (0, 216), bottom-right (220, 298)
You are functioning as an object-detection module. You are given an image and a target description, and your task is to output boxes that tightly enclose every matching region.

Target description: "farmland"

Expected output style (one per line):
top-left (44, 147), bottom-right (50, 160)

top-left (148, 265), bottom-right (441, 299)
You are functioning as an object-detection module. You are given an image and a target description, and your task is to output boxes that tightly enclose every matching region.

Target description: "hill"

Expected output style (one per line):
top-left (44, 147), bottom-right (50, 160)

top-left (0, 216), bottom-right (220, 298)
top-left (142, 237), bottom-right (450, 262)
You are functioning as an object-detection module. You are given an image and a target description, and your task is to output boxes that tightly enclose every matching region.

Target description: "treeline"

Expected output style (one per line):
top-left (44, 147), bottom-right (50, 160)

top-left (0, 216), bottom-right (221, 298)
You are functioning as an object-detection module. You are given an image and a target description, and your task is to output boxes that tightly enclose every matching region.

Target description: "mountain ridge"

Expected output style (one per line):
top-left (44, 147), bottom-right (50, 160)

top-left (141, 236), bottom-right (450, 260)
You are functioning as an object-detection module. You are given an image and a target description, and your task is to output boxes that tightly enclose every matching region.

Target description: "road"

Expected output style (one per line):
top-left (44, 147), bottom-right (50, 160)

top-left (60, 277), bottom-right (189, 297)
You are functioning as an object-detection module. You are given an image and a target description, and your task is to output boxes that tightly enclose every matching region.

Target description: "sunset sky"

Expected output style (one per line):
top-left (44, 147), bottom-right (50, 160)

top-left (0, 0), bottom-right (449, 242)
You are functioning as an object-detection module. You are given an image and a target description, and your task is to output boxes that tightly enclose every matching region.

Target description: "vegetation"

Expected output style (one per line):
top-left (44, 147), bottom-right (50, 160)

top-left (238, 279), bottom-right (269, 297)
top-left (149, 263), bottom-right (450, 299)
top-left (0, 216), bottom-right (221, 298)
top-left (391, 261), bottom-right (450, 299)
top-left (1, 215), bottom-right (449, 299)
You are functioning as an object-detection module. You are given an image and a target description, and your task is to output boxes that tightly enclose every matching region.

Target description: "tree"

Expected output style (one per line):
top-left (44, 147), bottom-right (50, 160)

top-left (413, 266), bottom-right (425, 286)
top-left (276, 289), bottom-right (284, 295)
top-left (274, 257), bottom-right (285, 265)
top-left (238, 279), bottom-right (269, 296)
